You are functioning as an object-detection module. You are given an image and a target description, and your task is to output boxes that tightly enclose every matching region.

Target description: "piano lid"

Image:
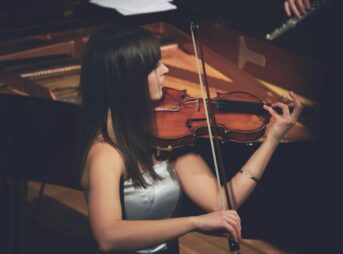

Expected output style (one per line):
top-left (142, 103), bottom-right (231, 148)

top-left (173, 0), bottom-right (342, 59)
top-left (0, 0), bottom-right (177, 40)
top-left (169, 0), bottom-right (342, 102)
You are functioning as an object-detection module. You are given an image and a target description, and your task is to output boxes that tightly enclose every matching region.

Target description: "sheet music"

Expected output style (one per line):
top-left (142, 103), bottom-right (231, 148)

top-left (90, 0), bottom-right (177, 15)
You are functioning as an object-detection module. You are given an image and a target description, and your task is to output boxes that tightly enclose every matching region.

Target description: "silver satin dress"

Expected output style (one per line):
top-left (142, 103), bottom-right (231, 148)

top-left (122, 160), bottom-right (182, 253)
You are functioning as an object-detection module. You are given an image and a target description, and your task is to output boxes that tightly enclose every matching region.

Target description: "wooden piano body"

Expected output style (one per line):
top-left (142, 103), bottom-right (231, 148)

top-left (1, 1), bottom-right (321, 253)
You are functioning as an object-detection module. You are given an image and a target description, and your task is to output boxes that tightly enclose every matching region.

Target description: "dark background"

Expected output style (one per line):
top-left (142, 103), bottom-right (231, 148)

top-left (1, 0), bottom-right (342, 253)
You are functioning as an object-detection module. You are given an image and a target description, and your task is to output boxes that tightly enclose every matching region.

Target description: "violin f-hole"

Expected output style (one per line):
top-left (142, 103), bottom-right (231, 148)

top-left (186, 118), bottom-right (207, 128)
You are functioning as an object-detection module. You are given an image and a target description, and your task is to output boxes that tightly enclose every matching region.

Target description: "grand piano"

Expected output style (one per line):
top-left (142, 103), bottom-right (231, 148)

top-left (1, 0), bottom-right (340, 253)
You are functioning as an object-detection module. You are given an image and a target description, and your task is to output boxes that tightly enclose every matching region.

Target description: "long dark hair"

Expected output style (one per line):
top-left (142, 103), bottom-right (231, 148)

top-left (78, 26), bottom-right (162, 188)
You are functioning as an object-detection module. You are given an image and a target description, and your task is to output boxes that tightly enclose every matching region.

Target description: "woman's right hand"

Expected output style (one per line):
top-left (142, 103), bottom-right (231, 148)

top-left (194, 210), bottom-right (241, 242)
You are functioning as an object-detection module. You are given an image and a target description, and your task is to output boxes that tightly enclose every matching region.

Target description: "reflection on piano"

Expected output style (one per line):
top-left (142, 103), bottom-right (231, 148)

top-left (1, 1), bottom-right (323, 253)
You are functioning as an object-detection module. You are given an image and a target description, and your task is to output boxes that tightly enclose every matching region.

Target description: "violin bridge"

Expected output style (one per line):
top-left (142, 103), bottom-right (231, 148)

top-left (195, 97), bottom-right (200, 112)
top-left (184, 96), bottom-right (200, 112)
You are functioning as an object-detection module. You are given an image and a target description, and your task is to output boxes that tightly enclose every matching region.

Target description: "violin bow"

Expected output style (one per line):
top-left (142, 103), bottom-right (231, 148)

top-left (190, 22), bottom-right (241, 253)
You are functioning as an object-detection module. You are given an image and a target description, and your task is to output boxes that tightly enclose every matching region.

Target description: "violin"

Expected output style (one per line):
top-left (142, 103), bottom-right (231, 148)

top-left (152, 86), bottom-right (271, 156)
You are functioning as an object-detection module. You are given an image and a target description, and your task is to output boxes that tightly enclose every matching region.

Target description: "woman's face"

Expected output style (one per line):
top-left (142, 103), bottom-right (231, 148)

top-left (147, 61), bottom-right (169, 101)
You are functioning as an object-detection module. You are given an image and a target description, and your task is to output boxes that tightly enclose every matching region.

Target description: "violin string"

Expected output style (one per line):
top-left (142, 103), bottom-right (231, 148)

top-left (183, 97), bottom-right (197, 103)
top-left (183, 100), bottom-right (196, 103)
top-left (190, 23), bottom-right (226, 210)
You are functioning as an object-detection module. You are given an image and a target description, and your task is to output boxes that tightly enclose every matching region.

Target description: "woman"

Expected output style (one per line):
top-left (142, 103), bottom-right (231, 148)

top-left (78, 26), bottom-right (303, 254)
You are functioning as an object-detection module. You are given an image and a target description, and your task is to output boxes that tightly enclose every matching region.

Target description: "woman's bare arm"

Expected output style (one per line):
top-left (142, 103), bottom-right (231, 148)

top-left (84, 142), bottom-right (241, 252)
top-left (175, 92), bottom-right (303, 211)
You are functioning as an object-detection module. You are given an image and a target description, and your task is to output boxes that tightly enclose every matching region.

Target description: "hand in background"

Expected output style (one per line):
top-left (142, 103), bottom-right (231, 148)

top-left (284, 0), bottom-right (312, 17)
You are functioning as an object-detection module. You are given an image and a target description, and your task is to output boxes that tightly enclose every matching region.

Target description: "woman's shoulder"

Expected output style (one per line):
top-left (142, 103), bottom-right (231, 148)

top-left (88, 141), bottom-right (120, 158)
top-left (81, 141), bottom-right (124, 190)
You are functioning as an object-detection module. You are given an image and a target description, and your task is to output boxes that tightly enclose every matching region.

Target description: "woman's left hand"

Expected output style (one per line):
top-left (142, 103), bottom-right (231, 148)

top-left (263, 91), bottom-right (303, 143)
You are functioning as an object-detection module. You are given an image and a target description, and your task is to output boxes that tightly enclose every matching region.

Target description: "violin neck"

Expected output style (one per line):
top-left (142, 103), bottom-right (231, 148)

top-left (216, 100), bottom-right (316, 116)
top-left (215, 100), bottom-right (267, 115)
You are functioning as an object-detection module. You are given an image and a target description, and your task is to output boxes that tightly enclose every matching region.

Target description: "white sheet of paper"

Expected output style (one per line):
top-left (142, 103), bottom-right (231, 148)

top-left (90, 0), bottom-right (177, 15)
